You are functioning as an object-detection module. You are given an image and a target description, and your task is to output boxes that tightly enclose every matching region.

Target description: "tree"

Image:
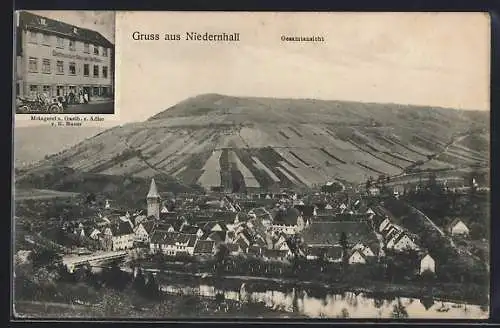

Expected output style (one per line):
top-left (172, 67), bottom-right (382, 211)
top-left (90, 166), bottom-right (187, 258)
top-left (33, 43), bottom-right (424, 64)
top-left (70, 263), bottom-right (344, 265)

top-left (316, 247), bottom-right (328, 272)
top-left (392, 298), bottom-right (409, 318)
top-left (366, 176), bottom-right (374, 190)
top-left (215, 244), bottom-right (230, 274)
top-left (133, 267), bottom-right (146, 295)
top-left (337, 308), bottom-right (350, 318)
top-left (29, 248), bottom-right (62, 269)
top-left (144, 273), bottom-right (159, 299)
top-left (340, 232), bottom-right (349, 269)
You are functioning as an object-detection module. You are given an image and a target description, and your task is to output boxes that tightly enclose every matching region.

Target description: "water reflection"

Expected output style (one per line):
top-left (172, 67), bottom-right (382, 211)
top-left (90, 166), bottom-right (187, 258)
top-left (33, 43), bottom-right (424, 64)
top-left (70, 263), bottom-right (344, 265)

top-left (160, 283), bottom-right (488, 319)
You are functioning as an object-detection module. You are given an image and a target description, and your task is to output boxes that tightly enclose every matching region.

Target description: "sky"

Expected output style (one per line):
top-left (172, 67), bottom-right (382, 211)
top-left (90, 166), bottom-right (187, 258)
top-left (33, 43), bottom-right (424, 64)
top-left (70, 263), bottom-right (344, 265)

top-left (115, 12), bottom-right (490, 124)
top-left (16, 11), bottom-right (490, 128)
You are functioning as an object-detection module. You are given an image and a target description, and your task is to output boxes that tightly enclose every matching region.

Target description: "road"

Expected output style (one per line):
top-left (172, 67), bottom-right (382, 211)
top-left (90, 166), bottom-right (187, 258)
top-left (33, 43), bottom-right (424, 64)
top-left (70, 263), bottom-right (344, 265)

top-left (408, 205), bottom-right (488, 269)
top-left (63, 101), bottom-right (114, 114)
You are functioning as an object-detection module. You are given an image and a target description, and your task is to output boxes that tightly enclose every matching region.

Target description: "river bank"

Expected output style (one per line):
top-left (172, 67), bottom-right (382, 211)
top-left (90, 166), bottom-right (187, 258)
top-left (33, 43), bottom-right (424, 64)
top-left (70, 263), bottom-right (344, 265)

top-left (130, 266), bottom-right (488, 307)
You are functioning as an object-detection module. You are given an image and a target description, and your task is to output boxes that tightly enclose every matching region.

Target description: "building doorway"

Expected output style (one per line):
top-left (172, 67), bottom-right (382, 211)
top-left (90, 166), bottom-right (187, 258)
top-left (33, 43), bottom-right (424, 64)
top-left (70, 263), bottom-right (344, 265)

top-left (83, 86), bottom-right (91, 102)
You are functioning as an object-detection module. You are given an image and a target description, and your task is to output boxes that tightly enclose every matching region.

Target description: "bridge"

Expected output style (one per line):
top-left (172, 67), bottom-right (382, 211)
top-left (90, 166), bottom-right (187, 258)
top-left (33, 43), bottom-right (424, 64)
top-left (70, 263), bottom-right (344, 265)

top-left (62, 251), bottom-right (128, 273)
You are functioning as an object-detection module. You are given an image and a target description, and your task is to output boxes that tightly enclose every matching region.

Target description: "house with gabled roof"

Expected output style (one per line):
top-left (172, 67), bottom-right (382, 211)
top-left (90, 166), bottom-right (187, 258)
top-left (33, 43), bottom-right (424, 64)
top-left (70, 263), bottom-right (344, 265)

top-left (134, 219), bottom-right (157, 243)
top-left (448, 219), bottom-right (469, 237)
top-left (102, 220), bottom-right (135, 251)
top-left (419, 253), bottom-right (436, 274)
top-left (348, 249), bottom-right (368, 264)
top-left (351, 243), bottom-right (375, 258)
top-left (302, 221), bottom-right (379, 252)
top-left (274, 235), bottom-right (290, 251)
top-left (379, 218), bottom-right (391, 233)
top-left (387, 232), bottom-right (419, 252)
top-left (149, 231), bottom-right (197, 256)
top-left (271, 207), bottom-right (303, 234)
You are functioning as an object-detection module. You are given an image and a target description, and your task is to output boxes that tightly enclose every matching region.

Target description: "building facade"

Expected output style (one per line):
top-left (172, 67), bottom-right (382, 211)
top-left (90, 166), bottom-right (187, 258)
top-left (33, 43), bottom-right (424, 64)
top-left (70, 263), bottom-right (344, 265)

top-left (15, 11), bottom-right (114, 100)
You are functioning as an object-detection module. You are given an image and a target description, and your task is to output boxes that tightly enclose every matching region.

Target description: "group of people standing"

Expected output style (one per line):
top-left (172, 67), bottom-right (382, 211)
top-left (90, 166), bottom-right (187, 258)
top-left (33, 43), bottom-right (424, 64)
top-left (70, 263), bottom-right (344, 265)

top-left (57, 91), bottom-right (90, 107)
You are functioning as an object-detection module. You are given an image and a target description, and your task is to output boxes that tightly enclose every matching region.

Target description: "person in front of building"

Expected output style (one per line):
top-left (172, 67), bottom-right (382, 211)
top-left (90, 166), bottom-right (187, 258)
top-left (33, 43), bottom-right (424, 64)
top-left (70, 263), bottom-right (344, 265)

top-left (84, 92), bottom-right (89, 104)
top-left (79, 91), bottom-right (84, 104)
top-left (69, 92), bottom-right (75, 105)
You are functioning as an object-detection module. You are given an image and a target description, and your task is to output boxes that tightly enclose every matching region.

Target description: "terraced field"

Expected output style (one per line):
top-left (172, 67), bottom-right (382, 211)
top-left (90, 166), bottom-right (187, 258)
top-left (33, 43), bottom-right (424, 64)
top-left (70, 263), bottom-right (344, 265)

top-left (23, 94), bottom-right (489, 190)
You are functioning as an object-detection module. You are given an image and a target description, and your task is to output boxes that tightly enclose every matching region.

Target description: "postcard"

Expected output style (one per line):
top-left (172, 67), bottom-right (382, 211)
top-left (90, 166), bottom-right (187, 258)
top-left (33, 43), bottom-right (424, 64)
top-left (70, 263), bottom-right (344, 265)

top-left (12, 11), bottom-right (490, 320)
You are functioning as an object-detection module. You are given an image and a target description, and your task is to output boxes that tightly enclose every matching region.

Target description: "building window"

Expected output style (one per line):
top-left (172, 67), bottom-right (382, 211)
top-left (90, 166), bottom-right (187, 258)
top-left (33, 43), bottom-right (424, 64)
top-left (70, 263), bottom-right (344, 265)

top-left (93, 87), bottom-right (99, 96)
top-left (102, 66), bottom-right (108, 78)
top-left (40, 18), bottom-right (46, 25)
top-left (69, 40), bottom-right (76, 51)
top-left (42, 85), bottom-right (51, 97)
top-left (56, 86), bottom-right (65, 96)
top-left (69, 62), bottom-right (76, 75)
top-left (93, 65), bottom-right (99, 77)
top-left (56, 60), bottom-right (64, 74)
top-left (103, 48), bottom-right (108, 57)
top-left (42, 33), bottom-right (51, 46)
top-left (56, 37), bottom-right (64, 48)
top-left (94, 45), bottom-right (99, 55)
top-left (29, 31), bottom-right (37, 43)
top-left (83, 64), bottom-right (89, 76)
top-left (28, 57), bottom-right (38, 72)
top-left (29, 85), bottom-right (38, 97)
top-left (42, 59), bottom-right (51, 74)
top-left (84, 42), bottom-right (90, 53)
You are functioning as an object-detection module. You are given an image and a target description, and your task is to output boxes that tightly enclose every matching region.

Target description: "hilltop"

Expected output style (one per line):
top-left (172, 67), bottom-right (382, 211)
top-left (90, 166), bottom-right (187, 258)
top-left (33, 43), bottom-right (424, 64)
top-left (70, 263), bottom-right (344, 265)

top-left (17, 94), bottom-right (489, 193)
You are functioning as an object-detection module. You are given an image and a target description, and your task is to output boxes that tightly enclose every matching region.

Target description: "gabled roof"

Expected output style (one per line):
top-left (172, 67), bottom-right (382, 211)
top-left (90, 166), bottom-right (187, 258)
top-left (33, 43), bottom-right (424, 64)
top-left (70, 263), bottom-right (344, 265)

top-left (349, 249), bottom-right (368, 260)
top-left (235, 236), bottom-right (250, 250)
top-left (303, 221), bottom-right (377, 247)
top-left (150, 230), bottom-right (166, 244)
top-left (253, 238), bottom-right (267, 247)
top-left (449, 218), bottom-right (469, 229)
top-left (18, 11), bottom-right (114, 48)
top-left (147, 178), bottom-right (160, 199)
top-left (193, 240), bottom-right (215, 254)
top-left (112, 221), bottom-right (134, 236)
top-left (141, 220), bottom-right (157, 234)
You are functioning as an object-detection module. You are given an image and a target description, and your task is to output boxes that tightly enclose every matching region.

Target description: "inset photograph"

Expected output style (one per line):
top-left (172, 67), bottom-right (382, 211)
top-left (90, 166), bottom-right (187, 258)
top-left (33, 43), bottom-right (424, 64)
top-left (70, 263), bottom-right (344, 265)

top-left (14, 10), bottom-right (115, 114)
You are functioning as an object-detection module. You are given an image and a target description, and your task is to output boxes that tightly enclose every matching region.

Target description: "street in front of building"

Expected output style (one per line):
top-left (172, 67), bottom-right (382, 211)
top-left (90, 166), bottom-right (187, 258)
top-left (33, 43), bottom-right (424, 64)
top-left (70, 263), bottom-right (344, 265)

top-left (64, 101), bottom-right (114, 114)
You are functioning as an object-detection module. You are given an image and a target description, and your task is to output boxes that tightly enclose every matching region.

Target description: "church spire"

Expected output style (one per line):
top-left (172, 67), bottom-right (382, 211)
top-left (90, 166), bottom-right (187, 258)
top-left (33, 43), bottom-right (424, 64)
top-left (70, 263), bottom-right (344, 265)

top-left (147, 178), bottom-right (160, 199)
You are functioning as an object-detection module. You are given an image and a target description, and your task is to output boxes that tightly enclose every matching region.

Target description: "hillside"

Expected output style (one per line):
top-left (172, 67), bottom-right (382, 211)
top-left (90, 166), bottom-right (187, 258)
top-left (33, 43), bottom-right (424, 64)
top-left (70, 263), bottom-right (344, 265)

top-left (18, 94), bottom-right (489, 192)
top-left (14, 126), bottom-right (105, 168)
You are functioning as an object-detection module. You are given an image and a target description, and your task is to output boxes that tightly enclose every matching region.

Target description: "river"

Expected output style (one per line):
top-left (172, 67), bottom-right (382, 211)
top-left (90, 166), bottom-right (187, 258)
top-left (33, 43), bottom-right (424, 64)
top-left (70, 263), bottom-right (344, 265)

top-left (156, 281), bottom-right (488, 319)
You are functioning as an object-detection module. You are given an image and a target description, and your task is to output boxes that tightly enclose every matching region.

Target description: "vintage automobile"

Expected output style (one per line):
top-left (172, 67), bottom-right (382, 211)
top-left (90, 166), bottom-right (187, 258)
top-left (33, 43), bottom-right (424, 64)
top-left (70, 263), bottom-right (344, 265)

top-left (16, 94), bottom-right (64, 114)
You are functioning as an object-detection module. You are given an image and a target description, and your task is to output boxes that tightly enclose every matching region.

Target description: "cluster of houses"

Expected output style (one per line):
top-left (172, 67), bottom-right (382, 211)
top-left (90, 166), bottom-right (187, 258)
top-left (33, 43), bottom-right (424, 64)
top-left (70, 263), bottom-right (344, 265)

top-left (61, 179), bottom-right (449, 275)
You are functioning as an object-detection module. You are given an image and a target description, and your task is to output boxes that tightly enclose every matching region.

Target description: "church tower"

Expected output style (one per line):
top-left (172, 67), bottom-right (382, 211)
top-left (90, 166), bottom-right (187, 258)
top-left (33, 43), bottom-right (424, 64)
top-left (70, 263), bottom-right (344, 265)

top-left (147, 178), bottom-right (160, 219)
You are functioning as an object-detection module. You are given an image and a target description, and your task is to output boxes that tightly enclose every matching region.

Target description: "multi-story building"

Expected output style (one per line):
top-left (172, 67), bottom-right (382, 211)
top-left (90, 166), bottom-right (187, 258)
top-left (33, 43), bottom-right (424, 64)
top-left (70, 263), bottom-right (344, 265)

top-left (15, 11), bottom-right (114, 101)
